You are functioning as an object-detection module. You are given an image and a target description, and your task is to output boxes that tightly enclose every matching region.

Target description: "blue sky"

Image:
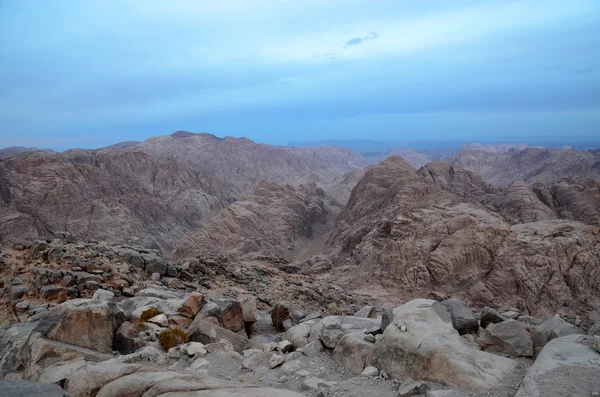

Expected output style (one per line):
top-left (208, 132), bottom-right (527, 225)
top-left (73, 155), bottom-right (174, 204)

top-left (0, 0), bottom-right (599, 150)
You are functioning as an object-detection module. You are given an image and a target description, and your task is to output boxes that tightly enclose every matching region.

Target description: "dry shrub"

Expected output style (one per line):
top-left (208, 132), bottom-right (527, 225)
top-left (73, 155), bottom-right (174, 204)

top-left (140, 307), bottom-right (162, 322)
top-left (158, 327), bottom-right (188, 351)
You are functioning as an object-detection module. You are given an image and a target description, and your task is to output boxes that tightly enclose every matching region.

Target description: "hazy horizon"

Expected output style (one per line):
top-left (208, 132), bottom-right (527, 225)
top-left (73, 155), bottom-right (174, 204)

top-left (1, 1), bottom-right (599, 150)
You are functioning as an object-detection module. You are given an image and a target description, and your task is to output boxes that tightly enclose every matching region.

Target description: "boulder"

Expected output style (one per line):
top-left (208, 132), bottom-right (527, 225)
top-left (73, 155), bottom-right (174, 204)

top-left (93, 289), bottom-right (115, 301)
top-left (178, 292), bottom-right (205, 318)
top-left (354, 306), bottom-right (377, 318)
top-left (532, 314), bottom-right (585, 349)
top-left (148, 313), bottom-right (169, 327)
top-left (0, 380), bottom-right (67, 397)
top-left (278, 340), bottom-right (294, 353)
top-left (136, 287), bottom-right (182, 300)
top-left (480, 307), bottom-right (506, 329)
top-left (10, 285), bottom-right (28, 300)
top-left (366, 299), bottom-right (517, 391)
top-left (187, 319), bottom-right (247, 353)
top-left (291, 309), bottom-right (307, 325)
top-left (440, 299), bottom-right (479, 335)
top-left (0, 322), bottom-right (37, 378)
top-left (196, 301), bottom-right (223, 322)
top-left (187, 342), bottom-right (208, 357)
top-left (516, 335), bottom-right (600, 397)
top-left (332, 332), bottom-right (375, 374)
top-left (299, 340), bottom-right (324, 357)
top-left (381, 308), bottom-right (393, 332)
top-left (114, 321), bottom-right (139, 355)
top-left (33, 298), bottom-right (125, 353)
top-left (478, 319), bottom-right (533, 357)
top-left (593, 335), bottom-right (599, 353)
top-left (362, 366), bottom-right (379, 377)
top-left (299, 311), bottom-right (323, 324)
top-left (269, 354), bottom-right (285, 368)
top-left (239, 294), bottom-right (258, 323)
top-left (284, 321), bottom-right (316, 349)
top-left (142, 253), bottom-right (167, 275)
top-left (214, 299), bottom-right (245, 332)
top-left (398, 378), bottom-right (430, 396)
top-left (271, 302), bottom-right (292, 331)
top-left (308, 316), bottom-right (381, 349)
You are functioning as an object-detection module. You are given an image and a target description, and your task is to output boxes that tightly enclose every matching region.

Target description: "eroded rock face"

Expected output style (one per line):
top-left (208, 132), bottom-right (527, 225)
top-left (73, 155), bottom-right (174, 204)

top-left (321, 157), bottom-right (600, 328)
top-left (367, 299), bottom-right (517, 391)
top-left (33, 298), bottom-right (125, 353)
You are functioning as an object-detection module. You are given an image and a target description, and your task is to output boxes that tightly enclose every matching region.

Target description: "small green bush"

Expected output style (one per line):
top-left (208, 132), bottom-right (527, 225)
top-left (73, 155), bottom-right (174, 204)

top-left (158, 327), bottom-right (188, 351)
top-left (140, 307), bottom-right (162, 322)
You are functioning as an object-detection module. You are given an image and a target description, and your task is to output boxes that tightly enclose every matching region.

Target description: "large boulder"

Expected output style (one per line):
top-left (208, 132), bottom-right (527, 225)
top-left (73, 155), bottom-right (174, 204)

top-left (33, 299), bottom-right (125, 353)
top-left (478, 319), bottom-right (533, 357)
top-left (187, 319), bottom-right (247, 353)
top-left (271, 302), bottom-right (292, 331)
top-left (354, 306), bottom-right (377, 318)
top-left (0, 322), bottom-right (37, 378)
top-left (366, 299), bottom-right (517, 391)
top-left (284, 321), bottom-right (316, 349)
top-left (214, 299), bottom-right (244, 333)
top-left (516, 335), bottom-right (600, 397)
top-left (440, 299), bottom-right (479, 335)
top-left (532, 314), bottom-right (585, 349)
top-left (332, 332), bottom-right (375, 373)
top-left (308, 316), bottom-right (381, 349)
top-left (178, 292), bottom-right (205, 319)
top-left (480, 307), bottom-right (506, 329)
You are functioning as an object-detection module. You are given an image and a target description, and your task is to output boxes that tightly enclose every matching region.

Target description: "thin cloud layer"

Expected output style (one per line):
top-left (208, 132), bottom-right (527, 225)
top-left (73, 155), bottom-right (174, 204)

top-left (0, 0), bottom-right (598, 149)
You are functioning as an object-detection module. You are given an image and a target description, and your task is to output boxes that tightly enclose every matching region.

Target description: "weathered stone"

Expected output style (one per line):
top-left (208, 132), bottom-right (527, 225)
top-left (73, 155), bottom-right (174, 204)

top-left (478, 319), bottom-right (533, 357)
top-left (33, 298), bottom-right (125, 353)
top-left (239, 294), bottom-right (258, 323)
top-left (187, 319), bottom-right (247, 353)
top-left (362, 366), bottom-right (379, 377)
top-left (308, 316), bottom-right (381, 349)
top-left (196, 301), bottom-right (222, 323)
top-left (480, 306), bottom-right (506, 329)
top-left (10, 285), bottom-right (28, 300)
top-left (398, 378), bottom-right (430, 397)
top-left (291, 309), bottom-right (307, 325)
top-left (593, 335), bottom-right (599, 353)
top-left (441, 299), bottom-right (479, 335)
top-left (282, 319), bottom-right (293, 331)
top-left (242, 348), bottom-right (266, 369)
top-left (40, 285), bottom-right (66, 301)
top-left (516, 335), bottom-right (600, 397)
top-left (150, 272), bottom-right (161, 281)
top-left (367, 299), bottom-right (517, 391)
top-left (354, 306), bottom-right (377, 318)
top-left (271, 302), bottom-right (292, 331)
top-left (278, 340), bottom-right (293, 353)
top-left (0, 322), bottom-right (37, 378)
top-left (92, 289), bottom-right (115, 301)
top-left (148, 313), bottom-right (169, 327)
top-left (532, 314), bottom-right (585, 349)
top-left (588, 317), bottom-right (600, 337)
top-left (205, 340), bottom-right (235, 353)
top-left (0, 380), bottom-right (67, 397)
top-left (381, 308), bottom-right (393, 332)
top-left (284, 321), bottom-right (315, 349)
top-left (187, 342), bottom-right (208, 357)
top-left (270, 354), bottom-right (285, 368)
top-left (114, 321), bottom-right (138, 355)
top-left (333, 332), bottom-right (375, 374)
top-left (215, 299), bottom-right (245, 332)
top-left (143, 253), bottom-right (167, 276)
top-left (177, 293), bottom-right (205, 319)
top-left (299, 311), bottom-right (323, 324)
top-left (136, 287), bottom-right (182, 300)
top-left (300, 340), bottom-right (324, 357)
top-left (169, 315), bottom-right (193, 328)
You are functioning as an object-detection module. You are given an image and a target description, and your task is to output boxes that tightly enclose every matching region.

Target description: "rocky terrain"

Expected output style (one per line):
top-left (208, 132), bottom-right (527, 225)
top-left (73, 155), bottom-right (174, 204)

top-left (448, 147), bottom-right (600, 186)
top-left (0, 147), bottom-right (56, 159)
top-left (0, 150), bottom-right (234, 254)
top-left (1, 132), bottom-right (600, 396)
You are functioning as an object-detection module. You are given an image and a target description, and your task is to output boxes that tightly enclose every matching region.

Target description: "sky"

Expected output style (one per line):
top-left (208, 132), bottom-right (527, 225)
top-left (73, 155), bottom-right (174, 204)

top-left (0, 0), bottom-right (599, 150)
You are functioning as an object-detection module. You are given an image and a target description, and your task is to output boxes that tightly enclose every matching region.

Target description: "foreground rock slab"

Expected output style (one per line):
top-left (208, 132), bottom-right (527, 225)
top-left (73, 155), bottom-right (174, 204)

top-left (0, 380), bottom-right (67, 397)
top-left (367, 299), bottom-right (517, 391)
top-left (516, 334), bottom-right (600, 397)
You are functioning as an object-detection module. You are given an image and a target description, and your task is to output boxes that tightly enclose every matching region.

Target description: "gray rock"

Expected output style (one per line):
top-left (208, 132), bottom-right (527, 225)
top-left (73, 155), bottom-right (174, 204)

top-left (0, 380), bottom-right (67, 397)
top-left (114, 321), bottom-right (138, 355)
top-left (291, 309), bottom-right (307, 325)
top-left (398, 378), bottom-right (430, 396)
top-left (142, 253), bottom-right (167, 275)
top-left (300, 340), bottom-right (324, 357)
top-left (516, 335), bottom-right (600, 397)
top-left (480, 306), bottom-right (506, 329)
top-left (440, 299), bottom-right (478, 335)
top-left (532, 314), bottom-right (584, 349)
top-left (187, 319), bottom-right (247, 353)
top-left (93, 289), bottom-right (115, 301)
top-left (271, 302), bottom-right (292, 331)
top-left (478, 319), bottom-right (533, 357)
top-left (214, 298), bottom-right (244, 332)
top-left (381, 308), bottom-right (393, 332)
top-left (284, 321), bottom-right (315, 349)
top-left (10, 285), bottom-right (28, 300)
top-left (333, 332), bottom-right (375, 373)
top-left (135, 287), bottom-right (181, 300)
top-left (269, 354), bottom-right (285, 368)
top-left (362, 366), bottom-right (379, 377)
top-left (589, 317), bottom-right (600, 337)
top-left (299, 311), bottom-right (323, 324)
top-left (354, 305), bottom-right (377, 318)
top-left (308, 316), bottom-right (381, 349)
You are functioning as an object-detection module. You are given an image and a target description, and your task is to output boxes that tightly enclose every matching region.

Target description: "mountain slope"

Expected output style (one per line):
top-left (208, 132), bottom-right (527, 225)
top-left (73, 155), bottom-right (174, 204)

top-left (0, 149), bottom-right (233, 253)
top-left (135, 131), bottom-right (367, 198)
top-left (173, 181), bottom-right (342, 261)
top-left (318, 156), bottom-right (600, 326)
top-left (448, 147), bottom-right (600, 186)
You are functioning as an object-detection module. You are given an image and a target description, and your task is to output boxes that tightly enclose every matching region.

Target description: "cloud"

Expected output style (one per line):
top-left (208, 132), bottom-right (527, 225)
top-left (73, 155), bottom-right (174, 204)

top-left (345, 31), bottom-right (379, 47)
